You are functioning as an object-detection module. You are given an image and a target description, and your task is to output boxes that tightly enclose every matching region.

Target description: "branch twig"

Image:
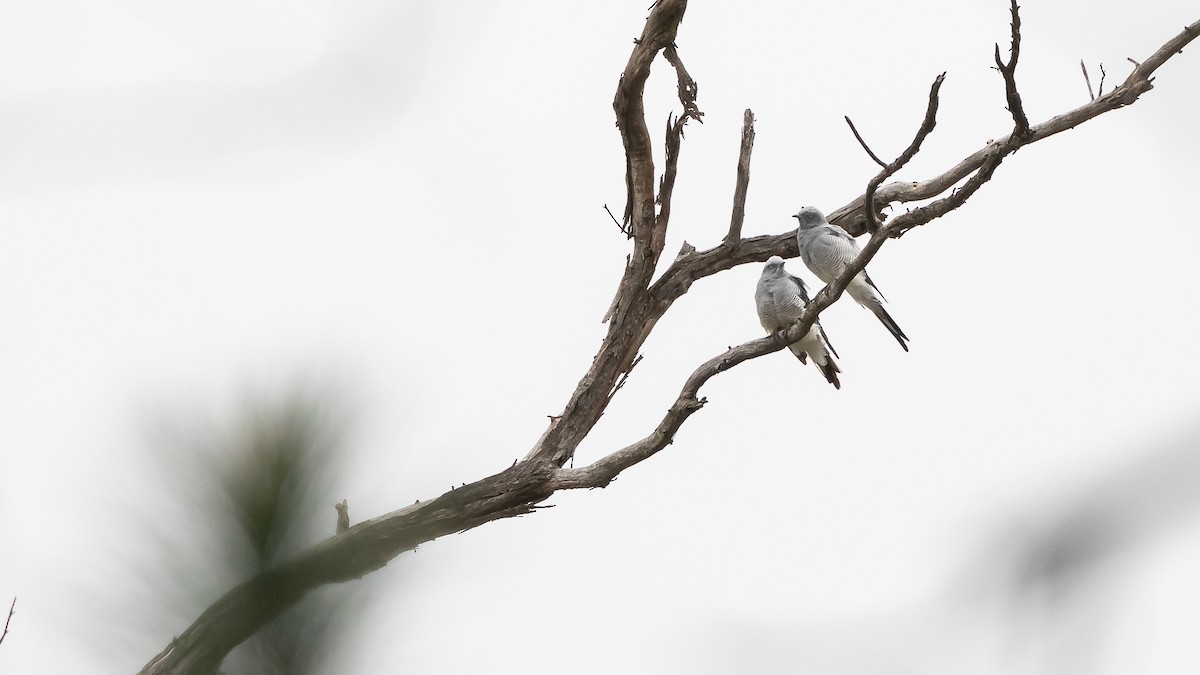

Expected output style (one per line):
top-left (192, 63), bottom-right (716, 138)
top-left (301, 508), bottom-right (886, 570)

top-left (844, 116), bottom-right (888, 168)
top-left (994, 0), bottom-right (1033, 139)
top-left (655, 44), bottom-right (704, 251)
top-left (138, 11), bottom-right (1200, 675)
top-left (608, 354), bottom-right (643, 402)
top-left (724, 109), bottom-right (756, 246)
top-left (603, 204), bottom-right (629, 237)
top-left (860, 74), bottom-right (947, 232)
top-left (0, 597), bottom-right (14, 647)
top-left (530, 0), bottom-right (692, 470)
top-left (826, 18), bottom-right (1199, 237)
top-left (1081, 60), bottom-right (1095, 101)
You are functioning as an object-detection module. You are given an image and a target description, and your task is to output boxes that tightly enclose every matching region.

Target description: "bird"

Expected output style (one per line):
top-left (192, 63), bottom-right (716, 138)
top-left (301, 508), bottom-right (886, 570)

top-left (756, 256), bottom-right (842, 389)
top-left (793, 206), bottom-right (910, 351)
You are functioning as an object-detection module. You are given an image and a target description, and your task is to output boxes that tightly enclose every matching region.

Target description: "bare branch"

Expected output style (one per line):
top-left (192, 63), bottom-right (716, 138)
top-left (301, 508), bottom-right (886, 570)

top-left (0, 597), bottom-right (14, 647)
top-left (663, 45), bottom-right (703, 125)
top-left (655, 45), bottom-right (704, 249)
top-left (1081, 60), bottom-right (1095, 101)
top-left (140, 11), bottom-right (1200, 674)
top-left (862, 73), bottom-right (947, 232)
top-left (560, 183), bottom-right (905, 489)
top-left (994, 0), bottom-right (1033, 139)
top-left (844, 116), bottom-right (888, 168)
top-left (655, 113), bottom-right (686, 231)
top-left (140, 460), bottom-right (561, 674)
top-left (607, 353), bottom-right (644, 403)
top-left (527, 0), bottom-right (692, 470)
top-left (603, 203), bottom-right (630, 237)
top-left (335, 500), bottom-right (349, 535)
top-left (1098, 63), bottom-right (1107, 97)
top-left (724, 109), bottom-right (756, 246)
top-left (613, 0), bottom-right (687, 243)
top-left (830, 17), bottom-right (1199, 237)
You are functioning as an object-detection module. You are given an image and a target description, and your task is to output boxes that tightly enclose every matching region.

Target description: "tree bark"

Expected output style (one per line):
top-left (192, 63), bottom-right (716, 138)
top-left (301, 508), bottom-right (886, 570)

top-left (138, 7), bottom-right (1200, 674)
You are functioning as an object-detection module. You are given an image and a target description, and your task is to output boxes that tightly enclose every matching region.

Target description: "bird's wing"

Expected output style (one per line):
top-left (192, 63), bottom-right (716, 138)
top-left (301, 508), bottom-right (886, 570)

top-left (817, 225), bottom-right (861, 264)
top-left (787, 273), bottom-right (812, 305)
top-left (860, 269), bottom-right (889, 302)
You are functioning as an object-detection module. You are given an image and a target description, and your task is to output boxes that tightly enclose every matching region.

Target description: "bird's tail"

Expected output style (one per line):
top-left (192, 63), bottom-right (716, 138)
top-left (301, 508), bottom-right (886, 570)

top-left (848, 279), bottom-right (910, 351)
top-left (806, 339), bottom-right (841, 390)
top-left (814, 350), bottom-right (841, 390)
top-left (870, 302), bottom-right (910, 352)
top-left (787, 344), bottom-right (808, 365)
top-left (788, 339), bottom-right (840, 389)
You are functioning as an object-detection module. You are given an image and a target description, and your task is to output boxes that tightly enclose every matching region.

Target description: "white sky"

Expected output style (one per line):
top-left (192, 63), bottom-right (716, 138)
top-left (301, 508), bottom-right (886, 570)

top-left (3, 1), bottom-right (1200, 673)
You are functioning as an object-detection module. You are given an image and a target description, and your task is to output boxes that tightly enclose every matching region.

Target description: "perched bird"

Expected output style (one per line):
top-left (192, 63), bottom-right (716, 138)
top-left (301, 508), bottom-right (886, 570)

top-left (756, 256), bottom-right (842, 389)
top-left (793, 206), bottom-right (910, 351)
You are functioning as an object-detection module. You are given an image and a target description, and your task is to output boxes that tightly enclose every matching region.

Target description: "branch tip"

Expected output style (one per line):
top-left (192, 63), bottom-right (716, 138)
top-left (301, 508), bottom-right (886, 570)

top-left (995, 0), bottom-right (1032, 139)
top-left (0, 597), bottom-right (14, 647)
top-left (844, 116), bottom-right (888, 168)
top-left (724, 108), bottom-right (756, 246)
top-left (858, 71), bottom-right (946, 232)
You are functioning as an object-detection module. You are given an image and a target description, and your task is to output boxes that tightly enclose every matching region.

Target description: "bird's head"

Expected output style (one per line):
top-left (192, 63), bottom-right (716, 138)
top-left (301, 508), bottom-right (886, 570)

top-left (763, 255), bottom-right (786, 275)
top-left (792, 206), bottom-right (826, 230)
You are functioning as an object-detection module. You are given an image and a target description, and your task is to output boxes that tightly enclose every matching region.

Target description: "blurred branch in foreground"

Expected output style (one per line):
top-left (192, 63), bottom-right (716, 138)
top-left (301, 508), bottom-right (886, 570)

top-left (135, 388), bottom-right (368, 675)
top-left (951, 425), bottom-right (1200, 674)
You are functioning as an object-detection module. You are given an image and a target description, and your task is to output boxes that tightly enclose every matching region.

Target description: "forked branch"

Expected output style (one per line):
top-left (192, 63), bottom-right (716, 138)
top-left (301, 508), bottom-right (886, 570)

top-left (995, 0), bottom-right (1033, 139)
top-left (831, 16), bottom-right (1200, 236)
top-left (139, 8), bottom-right (1200, 674)
top-left (846, 73), bottom-right (946, 232)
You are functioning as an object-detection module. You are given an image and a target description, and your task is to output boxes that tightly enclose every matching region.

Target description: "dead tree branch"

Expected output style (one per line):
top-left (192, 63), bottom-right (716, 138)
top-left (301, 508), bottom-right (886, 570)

top-left (843, 116), bottom-right (888, 168)
top-left (0, 597), bottom-right (14, 647)
top-left (561, 75), bottom-right (950, 485)
top-left (139, 8), bottom-right (1200, 674)
top-left (139, 460), bottom-right (560, 674)
top-left (527, 0), bottom-right (692, 470)
top-left (603, 203), bottom-right (629, 237)
top-left (995, 0), bottom-right (1033, 139)
top-left (849, 73), bottom-right (947, 232)
top-left (724, 109), bottom-right (756, 246)
top-left (830, 17), bottom-right (1200, 236)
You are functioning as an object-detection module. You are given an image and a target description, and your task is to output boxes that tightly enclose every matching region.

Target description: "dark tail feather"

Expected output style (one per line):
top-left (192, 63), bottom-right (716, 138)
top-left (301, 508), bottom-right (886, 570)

top-left (788, 344), bottom-right (809, 364)
top-left (871, 304), bottom-right (910, 352)
top-left (818, 357), bottom-right (842, 390)
top-left (818, 322), bottom-right (839, 359)
top-left (791, 344), bottom-right (839, 389)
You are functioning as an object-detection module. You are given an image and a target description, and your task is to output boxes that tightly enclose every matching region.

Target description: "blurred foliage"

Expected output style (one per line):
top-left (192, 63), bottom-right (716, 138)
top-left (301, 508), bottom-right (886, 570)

top-left (138, 386), bottom-right (367, 675)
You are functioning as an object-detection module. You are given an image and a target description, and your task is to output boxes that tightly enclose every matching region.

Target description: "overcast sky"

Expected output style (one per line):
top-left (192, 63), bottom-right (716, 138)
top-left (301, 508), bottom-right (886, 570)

top-left (3, 1), bottom-right (1200, 673)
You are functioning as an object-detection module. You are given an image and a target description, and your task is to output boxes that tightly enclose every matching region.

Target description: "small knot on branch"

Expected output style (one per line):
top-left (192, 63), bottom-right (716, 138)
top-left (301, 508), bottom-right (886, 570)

top-left (334, 499), bottom-right (350, 534)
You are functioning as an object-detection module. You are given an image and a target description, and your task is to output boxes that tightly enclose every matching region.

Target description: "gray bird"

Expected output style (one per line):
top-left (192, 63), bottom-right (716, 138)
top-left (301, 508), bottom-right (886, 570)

top-left (793, 206), bottom-right (910, 351)
top-left (756, 256), bottom-right (842, 389)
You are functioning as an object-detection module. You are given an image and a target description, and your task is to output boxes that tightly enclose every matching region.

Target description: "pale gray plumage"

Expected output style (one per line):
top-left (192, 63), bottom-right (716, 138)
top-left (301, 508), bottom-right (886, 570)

top-left (755, 256), bottom-right (841, 389)
top-left (793, 206), bottom-right (910, 351)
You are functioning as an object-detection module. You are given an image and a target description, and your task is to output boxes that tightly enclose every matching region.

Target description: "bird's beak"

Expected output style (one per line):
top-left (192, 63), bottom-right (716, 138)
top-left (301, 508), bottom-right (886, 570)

top-left (791, 214), bottom-right (801, 221)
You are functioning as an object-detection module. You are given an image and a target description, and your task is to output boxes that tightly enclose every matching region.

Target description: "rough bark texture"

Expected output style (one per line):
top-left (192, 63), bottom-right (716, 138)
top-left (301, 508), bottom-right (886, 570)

top-left (138, 7), bottom-right (1200, 673)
